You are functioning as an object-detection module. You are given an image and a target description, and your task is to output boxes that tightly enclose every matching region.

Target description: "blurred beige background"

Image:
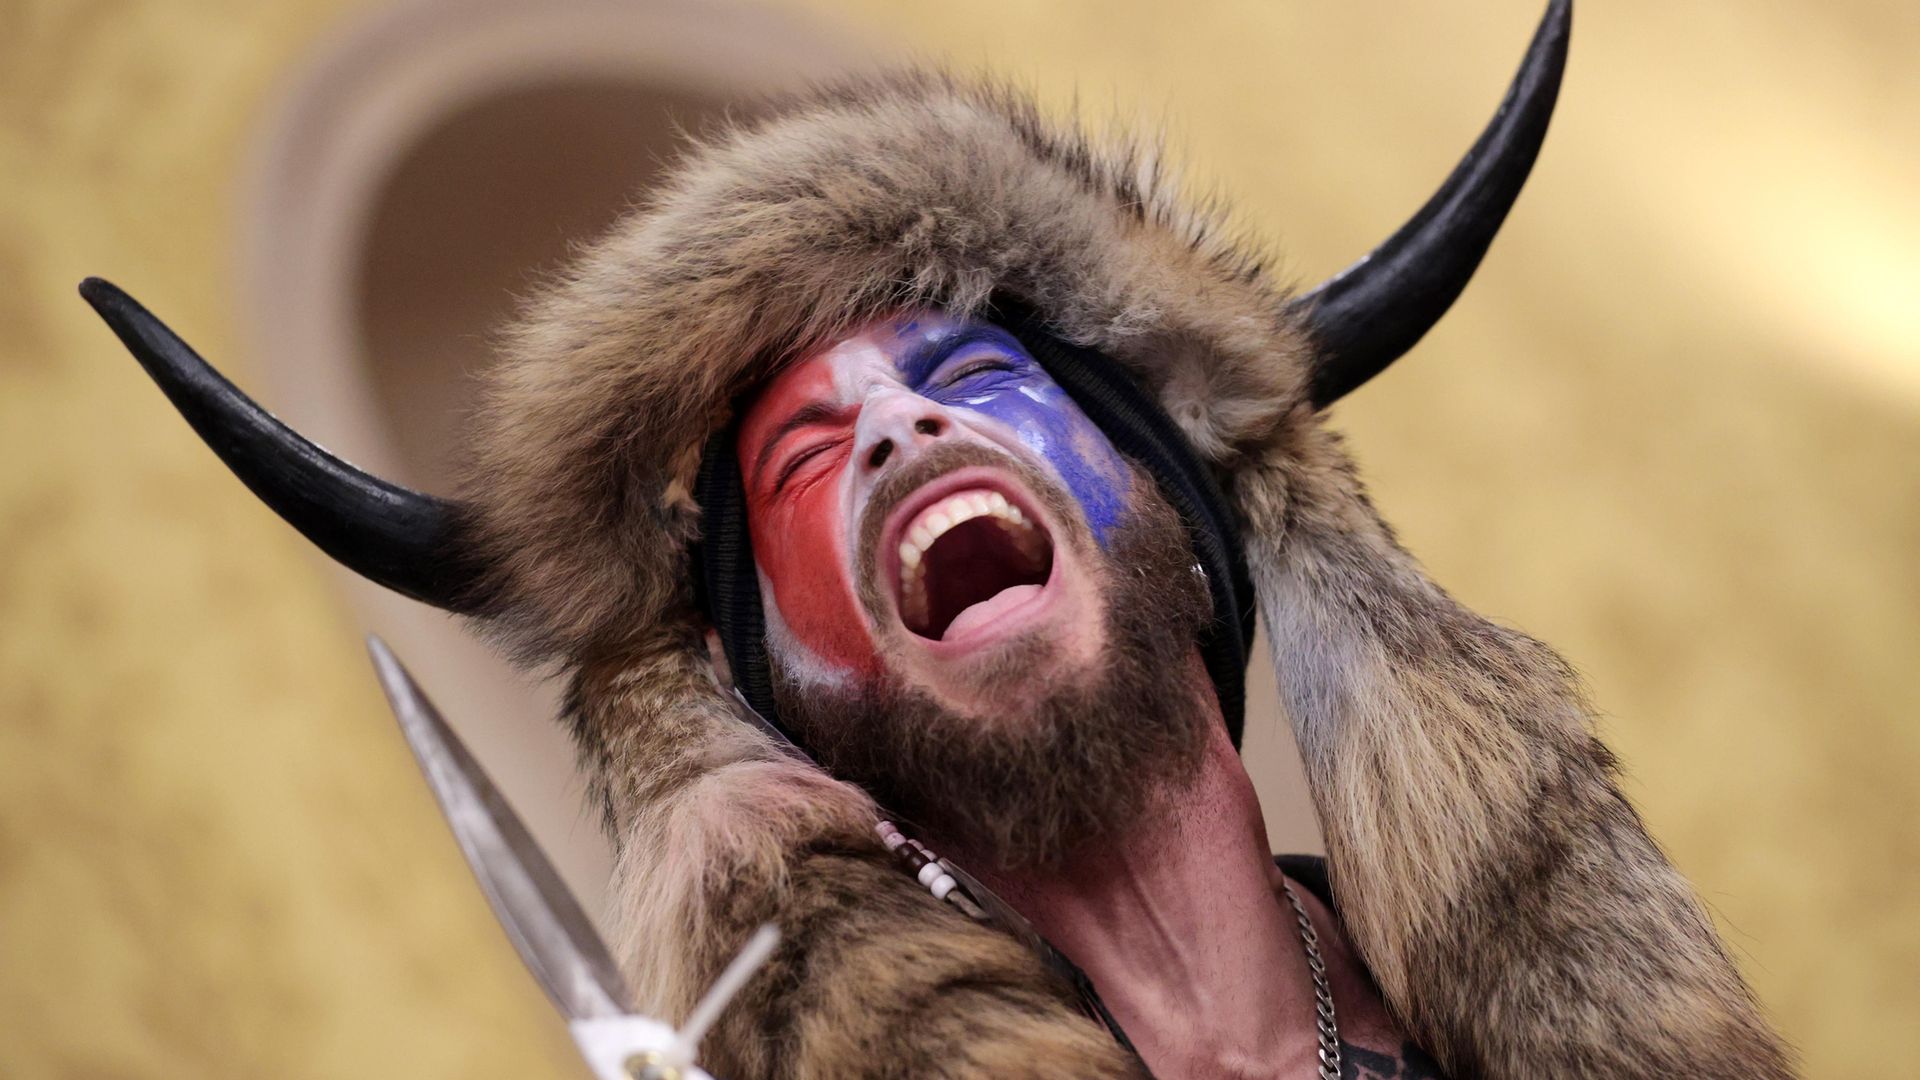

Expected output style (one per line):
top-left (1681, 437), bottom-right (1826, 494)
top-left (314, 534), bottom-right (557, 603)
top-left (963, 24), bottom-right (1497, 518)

top-left (3, 0), bottom-right (1916, 1077)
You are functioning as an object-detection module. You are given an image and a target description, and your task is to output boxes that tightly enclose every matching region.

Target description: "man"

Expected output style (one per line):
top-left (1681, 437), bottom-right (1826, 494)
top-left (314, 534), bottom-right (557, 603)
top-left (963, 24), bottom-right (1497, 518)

top-left (85, 2), bottom-right (1796, 1075)
top-left (730, 309), bottom-right (1431, 1077)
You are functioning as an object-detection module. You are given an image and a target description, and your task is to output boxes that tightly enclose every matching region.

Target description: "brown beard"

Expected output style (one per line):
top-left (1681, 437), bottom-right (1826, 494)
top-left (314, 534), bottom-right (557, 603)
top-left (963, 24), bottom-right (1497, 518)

top-left (769, 443), bottom-right (1214, 869)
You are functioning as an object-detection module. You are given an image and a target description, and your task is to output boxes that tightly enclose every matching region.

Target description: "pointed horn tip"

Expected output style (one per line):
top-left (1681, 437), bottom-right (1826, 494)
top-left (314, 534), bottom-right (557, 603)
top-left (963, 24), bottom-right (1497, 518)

top-left (1544, 0), bottom-right (1573, 46)
top-left (77, 276), bottom-right (127, 311)
top-left (1535, 0), bottom-right (1573, 63)
top-left (76, 278), bottom-right (154, 344)
top-left (76, 274), bottom-right (121, 313)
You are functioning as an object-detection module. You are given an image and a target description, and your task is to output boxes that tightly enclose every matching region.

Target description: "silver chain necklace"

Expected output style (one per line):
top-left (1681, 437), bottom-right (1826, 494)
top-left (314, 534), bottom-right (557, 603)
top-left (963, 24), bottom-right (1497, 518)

top-left (1281, 880), bottom-right (1343, 1080)
top-left (882, 820), bottom-right (1343, 1079)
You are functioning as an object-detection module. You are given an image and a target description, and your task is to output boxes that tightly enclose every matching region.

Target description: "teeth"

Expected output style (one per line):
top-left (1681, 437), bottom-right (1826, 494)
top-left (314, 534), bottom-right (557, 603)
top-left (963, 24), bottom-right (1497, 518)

top-left (894, 488), bottom-right (1048, 626)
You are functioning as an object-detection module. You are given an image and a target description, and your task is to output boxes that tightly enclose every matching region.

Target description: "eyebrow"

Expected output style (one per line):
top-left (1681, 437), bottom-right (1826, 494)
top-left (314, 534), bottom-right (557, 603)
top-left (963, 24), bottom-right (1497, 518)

top-left (752, 400), bottom-right (848, 480)
top-left (894, 324), bottom-right (1024, 387)
top-left (748, 324), bottom-right (1026, 482)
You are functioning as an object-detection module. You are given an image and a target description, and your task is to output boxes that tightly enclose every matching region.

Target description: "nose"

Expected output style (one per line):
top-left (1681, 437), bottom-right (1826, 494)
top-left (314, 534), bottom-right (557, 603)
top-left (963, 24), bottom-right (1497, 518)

top-left (855, 389), bottom-right (950, 474)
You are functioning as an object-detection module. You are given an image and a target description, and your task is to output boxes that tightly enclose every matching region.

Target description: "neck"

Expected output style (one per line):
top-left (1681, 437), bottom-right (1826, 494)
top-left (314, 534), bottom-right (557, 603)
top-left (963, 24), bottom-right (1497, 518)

top-left (943, 706), bottom-right (1324, 1080)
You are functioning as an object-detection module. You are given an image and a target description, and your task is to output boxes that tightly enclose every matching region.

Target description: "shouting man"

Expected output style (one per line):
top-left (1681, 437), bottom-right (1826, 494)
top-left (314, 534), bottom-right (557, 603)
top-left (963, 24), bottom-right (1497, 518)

top-left (86, 2), bottom-right (1796, 1076)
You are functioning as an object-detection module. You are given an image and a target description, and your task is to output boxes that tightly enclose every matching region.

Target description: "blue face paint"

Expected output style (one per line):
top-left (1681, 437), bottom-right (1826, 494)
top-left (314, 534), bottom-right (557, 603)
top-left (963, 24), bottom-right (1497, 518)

top-left (884, 316), bottom-right (1133, 547)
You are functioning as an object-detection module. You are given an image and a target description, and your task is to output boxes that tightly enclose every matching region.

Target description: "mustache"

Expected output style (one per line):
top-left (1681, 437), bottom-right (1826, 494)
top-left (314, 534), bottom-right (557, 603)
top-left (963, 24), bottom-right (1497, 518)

top-left (853, 441), bottom-right (1087, 628)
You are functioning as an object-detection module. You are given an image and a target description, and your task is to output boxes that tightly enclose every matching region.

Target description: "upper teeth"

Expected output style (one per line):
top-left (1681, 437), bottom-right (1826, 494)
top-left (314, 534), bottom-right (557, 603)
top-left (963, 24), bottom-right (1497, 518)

top-left (896, 489), bottom-right (1045, 624)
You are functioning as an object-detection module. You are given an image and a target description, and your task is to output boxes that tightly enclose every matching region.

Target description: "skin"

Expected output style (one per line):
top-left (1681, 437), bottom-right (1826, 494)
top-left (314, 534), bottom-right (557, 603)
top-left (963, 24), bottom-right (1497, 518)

top-left (737, 311), bottom-right (1429, 1078)
top-left (943, 664), bottom-right (1428, 1080)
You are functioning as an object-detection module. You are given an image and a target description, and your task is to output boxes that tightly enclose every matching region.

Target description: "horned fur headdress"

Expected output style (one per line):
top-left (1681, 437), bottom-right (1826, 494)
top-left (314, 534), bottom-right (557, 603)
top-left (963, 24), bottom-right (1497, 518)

top-left (83, 1), bottom-right (1795, 1075)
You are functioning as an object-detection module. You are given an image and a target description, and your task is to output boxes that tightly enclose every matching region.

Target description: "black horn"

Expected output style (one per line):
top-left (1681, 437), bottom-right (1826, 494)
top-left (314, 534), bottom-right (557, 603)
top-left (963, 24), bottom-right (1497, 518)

top-left (80, 278), bottom-right (489, 614)
top-left (1293, 0), bottom-right (1572, 407)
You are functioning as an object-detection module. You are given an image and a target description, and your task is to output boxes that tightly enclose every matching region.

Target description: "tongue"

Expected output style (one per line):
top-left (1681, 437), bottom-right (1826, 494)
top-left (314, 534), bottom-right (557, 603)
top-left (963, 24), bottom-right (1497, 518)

top-left (941, 583), bottom-right (1045, 642)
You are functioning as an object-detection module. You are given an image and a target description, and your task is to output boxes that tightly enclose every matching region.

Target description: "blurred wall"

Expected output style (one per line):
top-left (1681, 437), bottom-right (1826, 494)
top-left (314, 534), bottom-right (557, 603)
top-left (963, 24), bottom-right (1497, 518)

top-left (3, 1), bottom-right (1915, 1078)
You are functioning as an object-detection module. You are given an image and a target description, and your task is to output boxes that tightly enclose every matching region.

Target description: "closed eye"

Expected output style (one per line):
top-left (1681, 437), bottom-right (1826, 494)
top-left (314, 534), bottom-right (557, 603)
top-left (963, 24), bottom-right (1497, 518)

top-left (775, 438), bottom-right (848, 493)
top-left (940, 359), bottom-right (1018, 389)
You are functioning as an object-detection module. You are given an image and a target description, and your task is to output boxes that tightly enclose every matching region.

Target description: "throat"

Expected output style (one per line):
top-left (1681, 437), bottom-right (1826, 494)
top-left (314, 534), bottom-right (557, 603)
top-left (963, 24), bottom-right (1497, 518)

top-left (936, 718), bottom-right (1329, 1079)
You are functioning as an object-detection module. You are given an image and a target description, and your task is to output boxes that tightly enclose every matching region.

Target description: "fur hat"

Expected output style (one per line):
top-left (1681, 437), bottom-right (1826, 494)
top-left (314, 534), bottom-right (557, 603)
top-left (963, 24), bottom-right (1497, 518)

top-left (466, 71), bottom-right (1307, 675)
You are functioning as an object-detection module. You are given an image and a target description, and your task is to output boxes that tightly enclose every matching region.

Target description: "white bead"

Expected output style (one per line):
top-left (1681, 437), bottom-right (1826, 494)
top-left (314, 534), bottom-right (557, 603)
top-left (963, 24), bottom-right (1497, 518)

top-left (931, 875), bottom-right (957, 900)
top-left (917, 862), bottom-right (943, 887)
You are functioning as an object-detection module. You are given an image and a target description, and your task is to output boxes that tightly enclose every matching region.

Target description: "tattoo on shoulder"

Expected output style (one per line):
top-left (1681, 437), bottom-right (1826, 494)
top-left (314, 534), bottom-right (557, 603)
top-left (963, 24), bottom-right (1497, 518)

top-left (1341, 1039), bottom-right (1449, 1079)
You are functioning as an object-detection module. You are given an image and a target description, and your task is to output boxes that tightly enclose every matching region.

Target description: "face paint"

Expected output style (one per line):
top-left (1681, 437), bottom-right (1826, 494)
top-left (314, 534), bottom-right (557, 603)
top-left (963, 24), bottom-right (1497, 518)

top-left (736, 311), bottom-right (1135, 680)
top-left (881, 316), bottom-right (1131, 545)
top-left (738, 356), bottom-right (875, 677)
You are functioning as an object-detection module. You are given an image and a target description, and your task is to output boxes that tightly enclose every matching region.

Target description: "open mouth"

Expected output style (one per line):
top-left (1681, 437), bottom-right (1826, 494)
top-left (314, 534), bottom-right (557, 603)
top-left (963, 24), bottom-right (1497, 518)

top-left (895, 487), bottom-right (1055, 641)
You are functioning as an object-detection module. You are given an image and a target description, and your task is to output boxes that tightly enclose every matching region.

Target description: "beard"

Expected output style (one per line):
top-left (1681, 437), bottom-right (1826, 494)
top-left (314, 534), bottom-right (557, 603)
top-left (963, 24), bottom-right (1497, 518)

top-left (769, 443), bottom-right (1214, 870)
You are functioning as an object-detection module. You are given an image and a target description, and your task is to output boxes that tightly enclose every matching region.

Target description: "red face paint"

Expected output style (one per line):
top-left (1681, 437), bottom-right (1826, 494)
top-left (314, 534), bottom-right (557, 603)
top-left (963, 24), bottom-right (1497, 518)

top-left (737, 355), bottom-right (878, 676)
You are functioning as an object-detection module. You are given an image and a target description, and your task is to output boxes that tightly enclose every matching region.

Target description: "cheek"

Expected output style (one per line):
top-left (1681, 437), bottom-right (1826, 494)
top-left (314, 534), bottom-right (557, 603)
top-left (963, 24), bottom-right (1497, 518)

top-left (962, 383), bottom-right (1132, 546)
top-left (749, 468), bottom-right (881, 677)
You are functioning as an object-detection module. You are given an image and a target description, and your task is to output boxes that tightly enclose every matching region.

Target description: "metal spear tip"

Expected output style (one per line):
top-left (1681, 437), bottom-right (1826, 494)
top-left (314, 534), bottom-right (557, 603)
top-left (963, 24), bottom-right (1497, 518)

top-left (365, 635), bottom-right (631, 1025)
